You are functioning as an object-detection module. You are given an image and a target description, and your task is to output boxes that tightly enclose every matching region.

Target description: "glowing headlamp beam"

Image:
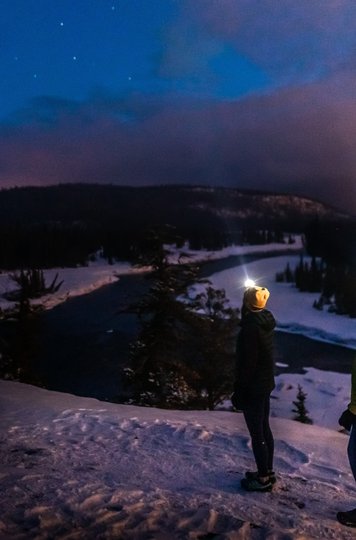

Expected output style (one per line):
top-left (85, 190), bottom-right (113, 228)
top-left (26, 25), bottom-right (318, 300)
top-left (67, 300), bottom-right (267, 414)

top-left (244, 278), bottom-right (255, 288)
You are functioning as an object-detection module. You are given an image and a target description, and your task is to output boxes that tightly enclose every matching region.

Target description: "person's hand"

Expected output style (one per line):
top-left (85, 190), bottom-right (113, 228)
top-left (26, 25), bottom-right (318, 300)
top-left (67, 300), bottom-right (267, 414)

top-left (338, 409), bottom-right (356, 431)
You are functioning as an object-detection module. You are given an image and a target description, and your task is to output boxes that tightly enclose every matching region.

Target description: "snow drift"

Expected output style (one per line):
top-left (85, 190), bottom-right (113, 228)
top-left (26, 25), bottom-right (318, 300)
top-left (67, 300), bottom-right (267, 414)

top-left (1, 380), bottom-right (355, 539)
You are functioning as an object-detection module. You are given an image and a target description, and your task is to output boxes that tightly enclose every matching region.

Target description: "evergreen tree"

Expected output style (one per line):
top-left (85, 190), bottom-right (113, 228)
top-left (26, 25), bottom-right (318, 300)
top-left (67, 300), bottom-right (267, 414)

top-left (285, 262), bottom-right (294, 283)
top-left (292, 385), bottom-right (313, 424)
top-left (185, 286), bottom-right (239, 410)
top-left (124, 226), bottom-right (203, 407)
top-left (124, 226), bottom-right (239, 409)
top-left (304, 218), bottom-right (356, 317)
top-left (0, 285), bottom-right (44, 384)
top-left (0, 268), bottom-right (63, 384)
top-left (6, 269), bottom-right (63, 300)
top-left (294, 255), bottom-right (304, 290)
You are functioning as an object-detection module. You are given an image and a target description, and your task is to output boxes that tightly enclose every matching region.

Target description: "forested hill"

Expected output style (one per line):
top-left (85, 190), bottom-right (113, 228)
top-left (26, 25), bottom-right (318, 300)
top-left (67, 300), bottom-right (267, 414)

top-left (0, 183), bottom-right (350, 225)
top-left (0, 184), bottom-right (353, 268)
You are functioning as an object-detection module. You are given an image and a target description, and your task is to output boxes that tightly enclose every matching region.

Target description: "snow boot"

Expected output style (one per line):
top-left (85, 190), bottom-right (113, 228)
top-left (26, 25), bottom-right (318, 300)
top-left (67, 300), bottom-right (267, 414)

top-left (337, 508), bottom-right (356, 527)
top-left (240, 476), bottom-right (273, 492)
top-left (245, 470), bottom-right (276, 485)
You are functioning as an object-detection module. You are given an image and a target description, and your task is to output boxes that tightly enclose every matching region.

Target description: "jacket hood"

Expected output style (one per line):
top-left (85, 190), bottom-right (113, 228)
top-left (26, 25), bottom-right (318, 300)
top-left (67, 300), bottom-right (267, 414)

top-left (240, 308), bottom-right (276, 331)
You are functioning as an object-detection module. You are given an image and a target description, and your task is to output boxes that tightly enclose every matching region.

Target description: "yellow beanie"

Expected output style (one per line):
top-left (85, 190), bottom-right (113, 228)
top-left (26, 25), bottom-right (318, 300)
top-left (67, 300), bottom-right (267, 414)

top-left (244, 286), bottom-right (270, 310)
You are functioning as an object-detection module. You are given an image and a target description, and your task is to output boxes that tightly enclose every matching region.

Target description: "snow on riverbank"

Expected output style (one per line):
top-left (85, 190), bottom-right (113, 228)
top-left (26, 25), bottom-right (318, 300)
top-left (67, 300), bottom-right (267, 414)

top-left (1, 379), bottom-right (355, 540)
top-left (0, 240), bottom-right (302, 312)
top-left (203, 255), bottom-right (356, 350)
top-left (166, 236), bottom-right (304, 264)
top-left (0, 238), bottom-right (354, 350)
top-left (0, 261), bottom-right (145, 311)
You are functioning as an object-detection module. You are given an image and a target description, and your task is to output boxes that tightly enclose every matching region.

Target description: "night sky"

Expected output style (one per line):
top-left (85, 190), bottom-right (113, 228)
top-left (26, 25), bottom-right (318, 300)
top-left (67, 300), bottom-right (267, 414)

top-left (1, 0), bottom-right (356, 214)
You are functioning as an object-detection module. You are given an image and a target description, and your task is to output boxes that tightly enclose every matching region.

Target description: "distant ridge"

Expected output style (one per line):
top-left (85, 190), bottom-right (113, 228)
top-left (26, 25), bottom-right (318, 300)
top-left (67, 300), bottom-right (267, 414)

top-left (0, 183), bottom-right (351, 226)
top-left (0, 183), bottom-right (353, 268)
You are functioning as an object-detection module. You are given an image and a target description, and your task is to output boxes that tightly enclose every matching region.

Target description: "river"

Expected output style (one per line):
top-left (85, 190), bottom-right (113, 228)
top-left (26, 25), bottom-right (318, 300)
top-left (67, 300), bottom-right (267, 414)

top-left (30, 250), bottom-right (355, 402)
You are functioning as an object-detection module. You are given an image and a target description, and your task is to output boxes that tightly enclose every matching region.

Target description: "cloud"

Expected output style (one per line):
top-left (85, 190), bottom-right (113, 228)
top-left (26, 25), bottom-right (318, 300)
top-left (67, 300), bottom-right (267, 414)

top-left (0, 72), bottom-right (355, 214)
top-left (160, 0), bottom-right (356, 88)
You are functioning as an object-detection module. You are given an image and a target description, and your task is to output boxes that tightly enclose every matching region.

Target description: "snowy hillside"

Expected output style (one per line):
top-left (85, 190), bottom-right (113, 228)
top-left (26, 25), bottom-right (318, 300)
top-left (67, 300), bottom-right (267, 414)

top-left (1, 380), bottom-right (355, 540)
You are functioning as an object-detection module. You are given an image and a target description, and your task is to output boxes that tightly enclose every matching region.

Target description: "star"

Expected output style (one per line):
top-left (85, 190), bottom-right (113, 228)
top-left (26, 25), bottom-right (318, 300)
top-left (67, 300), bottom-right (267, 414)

top-left (60, 21), bottom-right (64, 27)
top-left (73, 56), bottom-right (77, 61)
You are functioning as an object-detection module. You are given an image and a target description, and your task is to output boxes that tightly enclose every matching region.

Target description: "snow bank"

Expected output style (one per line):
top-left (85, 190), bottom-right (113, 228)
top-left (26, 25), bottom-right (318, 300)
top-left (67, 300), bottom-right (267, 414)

top-left (166, 236), bottom-right (303, 264)
top-left (272, 367), bottom-right (351, 430)
top-left (204, 255), bottom-right (356, 350)
top-left (0, 261), bottom-right (146, 311)
top-left (0, 241), bottom-right (354, 350)
top-left (216, 367), bottom-right (351, 431)
top-left (0, 379), bottom-right (355, 540)
top-left (0, 241), bottom-right (302, 313)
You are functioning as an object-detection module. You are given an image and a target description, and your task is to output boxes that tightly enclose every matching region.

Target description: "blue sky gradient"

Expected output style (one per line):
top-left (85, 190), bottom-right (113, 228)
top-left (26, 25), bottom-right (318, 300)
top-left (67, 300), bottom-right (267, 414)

top-left (1, 0), bottom-right (355, 213)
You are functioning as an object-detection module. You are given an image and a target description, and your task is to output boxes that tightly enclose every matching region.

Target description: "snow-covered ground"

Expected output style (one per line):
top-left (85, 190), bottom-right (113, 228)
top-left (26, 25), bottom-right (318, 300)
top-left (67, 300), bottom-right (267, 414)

top-left (1, 379), bottom-right (355, 540)
top-left (273, 367), bottom-right (350, 430)
top-left (1, 239), bottom-right (356, 538)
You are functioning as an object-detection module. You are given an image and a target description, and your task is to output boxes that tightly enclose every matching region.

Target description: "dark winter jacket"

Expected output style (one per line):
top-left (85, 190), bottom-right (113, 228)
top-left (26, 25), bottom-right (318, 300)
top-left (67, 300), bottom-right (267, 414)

top-left (234, 308), bottom-right (276, 405)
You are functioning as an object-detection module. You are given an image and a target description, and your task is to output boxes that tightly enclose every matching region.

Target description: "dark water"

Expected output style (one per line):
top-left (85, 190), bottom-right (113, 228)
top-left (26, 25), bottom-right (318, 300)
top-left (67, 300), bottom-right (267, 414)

top-left (36, 273), bottom-right (150, 400)
top-left (32, 251), bottom-right (354, 401)
top-left (273, 332), bottom-right (353, 375)
top-left (199, 248), bottom-right (301, 278)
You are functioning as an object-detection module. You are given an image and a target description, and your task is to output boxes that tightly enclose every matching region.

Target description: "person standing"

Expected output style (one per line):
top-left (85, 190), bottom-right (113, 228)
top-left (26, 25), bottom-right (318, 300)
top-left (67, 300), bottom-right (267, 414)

top-left (337, 357), bottom-right (356, 527)
top-left (232, 285), bottom-right (276, 492)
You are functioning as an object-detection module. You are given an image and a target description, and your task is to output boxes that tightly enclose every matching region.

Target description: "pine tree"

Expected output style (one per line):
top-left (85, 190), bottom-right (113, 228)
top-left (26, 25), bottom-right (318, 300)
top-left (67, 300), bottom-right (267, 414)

top-left (294, 255), bottom-right (304, 290)
top-left (285, 262), bottom-right (294, 282)
top-left (292, 384), bottom-right (313, 424)
top-left (7, 269), bottom-right (63, 300)
top-left (125, 226), bottom-right (203, 407)
top-left (185, 286), bottom-right (239, 410)
top-left (124, 226), bottom-right (239, 409)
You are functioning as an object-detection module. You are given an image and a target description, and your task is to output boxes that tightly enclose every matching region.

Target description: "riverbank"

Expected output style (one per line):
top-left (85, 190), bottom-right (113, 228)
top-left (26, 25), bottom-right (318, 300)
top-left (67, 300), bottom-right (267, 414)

top-left (29, 258), bottom-right (354, 407)
top-left (0, 239), bottom-right (302, 310)
top-left (1, 237), bottom-right (354, 350)
top-left (1, 242), bottom-right (354, 409)
top-left (203, 254), bottom-right (356, 350)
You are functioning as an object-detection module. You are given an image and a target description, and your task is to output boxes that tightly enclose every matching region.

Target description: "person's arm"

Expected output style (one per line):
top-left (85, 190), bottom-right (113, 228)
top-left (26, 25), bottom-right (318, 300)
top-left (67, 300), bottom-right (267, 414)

top-left (349, 357), bottom-right (356, 414)
top-left (236, 323), bottom-right (260, 389)
top-left (232, 324), bottom-right (259, 409)
top-left (339, 357), bottom-right (356, 430)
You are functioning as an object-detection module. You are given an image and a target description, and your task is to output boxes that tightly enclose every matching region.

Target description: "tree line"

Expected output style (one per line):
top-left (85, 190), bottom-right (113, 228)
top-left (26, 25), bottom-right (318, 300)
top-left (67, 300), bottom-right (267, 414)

top-left (276, 219), bottom-right (356, 317)
top-left (0, 184), bottom-right (324, 269)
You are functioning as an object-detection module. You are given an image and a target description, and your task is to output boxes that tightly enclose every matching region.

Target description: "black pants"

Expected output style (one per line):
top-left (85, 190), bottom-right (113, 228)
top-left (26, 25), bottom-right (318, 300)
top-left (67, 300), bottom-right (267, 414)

top-left (243, 393), bottom-right (274, 477)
